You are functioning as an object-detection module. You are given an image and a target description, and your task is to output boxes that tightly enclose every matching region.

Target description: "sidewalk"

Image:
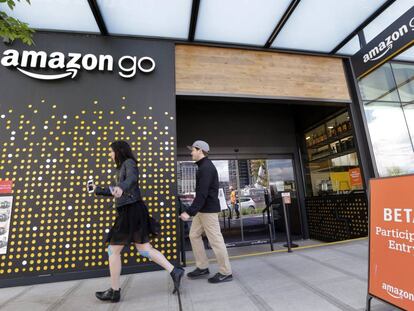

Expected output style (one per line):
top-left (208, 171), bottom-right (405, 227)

top-left (0, 239), bottom-right (399, 311)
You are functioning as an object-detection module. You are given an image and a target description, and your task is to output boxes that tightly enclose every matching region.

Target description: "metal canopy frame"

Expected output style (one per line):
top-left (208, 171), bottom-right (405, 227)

top-left (87, 0), bottom-right (108, 36)
top-left (188, 0), bottom-right (200, 41)
top-left (4, 0), bottom-right (408, 57)
top-left (330, 0), bottom-right (397, 54)
top-left (264, 0), bottom-right (300, 48)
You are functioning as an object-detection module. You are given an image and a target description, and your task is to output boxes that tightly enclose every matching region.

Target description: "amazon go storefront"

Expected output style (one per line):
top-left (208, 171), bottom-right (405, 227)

top-left (0, 34), bottom-right (178, 287)
top-left (0, 23), bottom-right (412, 287)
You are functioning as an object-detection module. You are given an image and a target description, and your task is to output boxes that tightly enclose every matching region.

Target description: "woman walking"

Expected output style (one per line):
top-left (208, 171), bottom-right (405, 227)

top-left (92, 140), bottom-right (184, 302)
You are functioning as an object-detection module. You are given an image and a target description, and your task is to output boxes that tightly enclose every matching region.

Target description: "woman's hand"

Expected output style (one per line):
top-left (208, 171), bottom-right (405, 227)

top-left (112, 186), bottom-right (123, 198)
top-left (87, 182), bottom-right (97, 193)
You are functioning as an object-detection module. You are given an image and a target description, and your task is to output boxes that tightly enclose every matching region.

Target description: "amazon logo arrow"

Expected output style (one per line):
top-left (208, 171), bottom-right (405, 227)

top-left (16, 67), bottom-right (79, 80)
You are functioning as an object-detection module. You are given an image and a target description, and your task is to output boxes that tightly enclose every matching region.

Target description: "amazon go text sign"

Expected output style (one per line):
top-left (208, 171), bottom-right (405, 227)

top-left (352, 6), bottom-right (414, 78)
top-left (0, 49), bottom-right (156, 80)
top-left (369, 175), bottom-right (414, 310)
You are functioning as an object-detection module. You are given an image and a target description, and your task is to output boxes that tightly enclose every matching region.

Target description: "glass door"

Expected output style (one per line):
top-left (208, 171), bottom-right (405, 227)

top-left (266, 159), bottom-right (302, 241)
top-left (177, 156), bottom-right (302, 249)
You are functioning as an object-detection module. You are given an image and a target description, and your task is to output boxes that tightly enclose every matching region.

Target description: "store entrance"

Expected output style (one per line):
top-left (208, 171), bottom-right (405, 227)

top-left (176, 96), bottom-right (360, 250)
top-left (177, 156), bottom-right (301, 249)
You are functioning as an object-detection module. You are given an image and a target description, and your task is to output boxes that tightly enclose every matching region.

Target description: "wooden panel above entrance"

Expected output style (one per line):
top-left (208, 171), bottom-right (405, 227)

top-left (175, 45), bottom-right (350, 102)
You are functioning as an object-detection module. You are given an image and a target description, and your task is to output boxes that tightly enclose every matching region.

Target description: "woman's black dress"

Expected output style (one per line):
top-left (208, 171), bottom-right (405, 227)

top-left (95, 159), bottom-right (160, 245)
top-left (106, 200), bottom-right (159, 245)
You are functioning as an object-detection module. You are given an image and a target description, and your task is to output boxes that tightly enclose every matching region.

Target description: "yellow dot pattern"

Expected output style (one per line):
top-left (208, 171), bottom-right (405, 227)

top-left (0, 97), bottom-right (178, 277)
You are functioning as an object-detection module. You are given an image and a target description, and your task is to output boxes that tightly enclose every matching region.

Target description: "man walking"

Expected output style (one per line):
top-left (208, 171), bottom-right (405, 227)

top-left (180, 140), bottom-right (233, 283)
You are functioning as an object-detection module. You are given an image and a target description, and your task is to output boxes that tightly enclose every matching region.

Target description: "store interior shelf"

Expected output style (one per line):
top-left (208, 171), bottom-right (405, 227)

top-left (303, 110), bottom-right (363, 197)
top-left (307, 130), bottom-right (353, 149)
top-left (309, 149), bottom-right (356, 163)
top-left (306, 165), bottom-right (358, 173)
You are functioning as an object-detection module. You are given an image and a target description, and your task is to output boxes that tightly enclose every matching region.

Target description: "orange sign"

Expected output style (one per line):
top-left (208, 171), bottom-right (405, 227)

top-left (0, 180), bottom-right (12, 194)
top-left (349, 168), bottom-right (363, 187)
top-left (369, 175), bottom-right (414, 310)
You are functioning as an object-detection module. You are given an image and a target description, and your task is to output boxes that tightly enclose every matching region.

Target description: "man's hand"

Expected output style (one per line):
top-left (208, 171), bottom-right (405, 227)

top-left (112, 186), bottom-right (123, 198)
top-left (179, 212), bottom-right (190, 221)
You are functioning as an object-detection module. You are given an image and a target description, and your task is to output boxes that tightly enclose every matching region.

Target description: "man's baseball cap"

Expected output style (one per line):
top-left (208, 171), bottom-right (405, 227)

top-left (187, 140), bottom-right (210, 153)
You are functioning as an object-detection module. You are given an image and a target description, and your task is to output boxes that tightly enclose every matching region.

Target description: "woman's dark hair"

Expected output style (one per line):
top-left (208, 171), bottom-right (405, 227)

top-left (110, 141), bottom-right (138, 168)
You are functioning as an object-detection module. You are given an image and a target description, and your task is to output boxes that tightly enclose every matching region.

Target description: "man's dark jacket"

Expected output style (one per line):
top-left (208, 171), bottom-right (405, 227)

top-left (186, 157), bottom-right (220, 216)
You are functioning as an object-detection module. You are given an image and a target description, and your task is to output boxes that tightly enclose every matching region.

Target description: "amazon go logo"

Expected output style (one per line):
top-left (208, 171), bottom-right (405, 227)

top-left (0, 49), bottom-right (156, 80)
top-left (382, 283), bottom-right (414, 302)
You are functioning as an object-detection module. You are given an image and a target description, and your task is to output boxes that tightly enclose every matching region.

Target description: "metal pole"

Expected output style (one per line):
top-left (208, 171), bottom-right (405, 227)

top-left (365, 295), bottom-right (372, 311)
top-left (264, 189), bottom-right (274, 251)
top-left (177, 199), bottom-right (186, 267)
top-left (235, 158), bottom-right (244, 241)
top-left (267, 206), bottom-right (274, 251)
top-left (266, 161), bottom-right (277, 242)
top-left (180, 219), bottom-right (186, 267)
top-left (269, 202), bottom-right (276, 243)
top-left (282, 199), bottom-right (292, 253)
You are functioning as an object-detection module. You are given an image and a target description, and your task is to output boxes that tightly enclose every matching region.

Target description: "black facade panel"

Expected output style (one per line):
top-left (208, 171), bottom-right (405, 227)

top-left (176, 100), bottom-right (297, 155)
top-left (0, 33), bottom-right (177, 286)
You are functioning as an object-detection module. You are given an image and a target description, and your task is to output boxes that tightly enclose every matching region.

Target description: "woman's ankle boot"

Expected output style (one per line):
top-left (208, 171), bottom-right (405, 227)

top-left (95, 288), bottom-right (121, 302)
top-left (170, 266), bottom-right (185, 294)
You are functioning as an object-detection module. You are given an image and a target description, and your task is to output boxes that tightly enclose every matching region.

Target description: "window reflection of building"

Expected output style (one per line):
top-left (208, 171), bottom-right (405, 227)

top-left (177, 162), bottom-right (197, 194)
top-left (228, 160), bottom-right (238, 189)
top-left (228, 160), bottom-right (253, 188)
top-left (238, 160), bottom-right (251, 188)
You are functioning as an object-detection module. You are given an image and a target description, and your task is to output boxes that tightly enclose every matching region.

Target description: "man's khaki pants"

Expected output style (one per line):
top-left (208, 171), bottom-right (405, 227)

top-left (189, 212), bottom-right (232, 275)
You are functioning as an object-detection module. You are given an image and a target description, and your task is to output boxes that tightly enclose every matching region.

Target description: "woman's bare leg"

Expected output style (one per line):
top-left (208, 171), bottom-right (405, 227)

top-left (108, 245), bottom-right (124, 290)
top-left (135, 243), bottom-right (174, 273)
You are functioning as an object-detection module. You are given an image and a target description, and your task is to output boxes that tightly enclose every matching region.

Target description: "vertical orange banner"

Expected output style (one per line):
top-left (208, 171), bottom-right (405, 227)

top-left (349, 168), bottom-right (362, 188)
top-left (369, 175), bottom-right (414, 310)
top-left (0, 180), bottom-right (12, 194)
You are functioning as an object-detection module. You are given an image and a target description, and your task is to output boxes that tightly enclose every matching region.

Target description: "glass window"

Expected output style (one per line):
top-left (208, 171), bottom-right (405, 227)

top-left (363, 101), bottom-right (414, 176)
top-left (392, 54), bottom-right (414, 149)
top-left (0, 0), bottom-right (100, 33)
top-left (395, 46), bottom-right (414, 62)
top-left (97, 0), bottom-right (192, 39)
top-left (337, 35), bottom-right (360, 56)
top-left (363, 0), bottom-right (414, 44)
top-left (303, 111), bottom-right (363, 196)
top-left (358, 57), bottom-right (414, 177)
top-left (272, 0), bottom-right (387, 52)
top-left (391, 62), bottom-right (414, 103)
top-left (177, 157), bottom-right (303, 246)
top-left (403, 103), bottom-right (414, 147)
top-left (195, 0), bottom-right (292, 46)
top-left (358, 63), bottom-right (400, 102)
